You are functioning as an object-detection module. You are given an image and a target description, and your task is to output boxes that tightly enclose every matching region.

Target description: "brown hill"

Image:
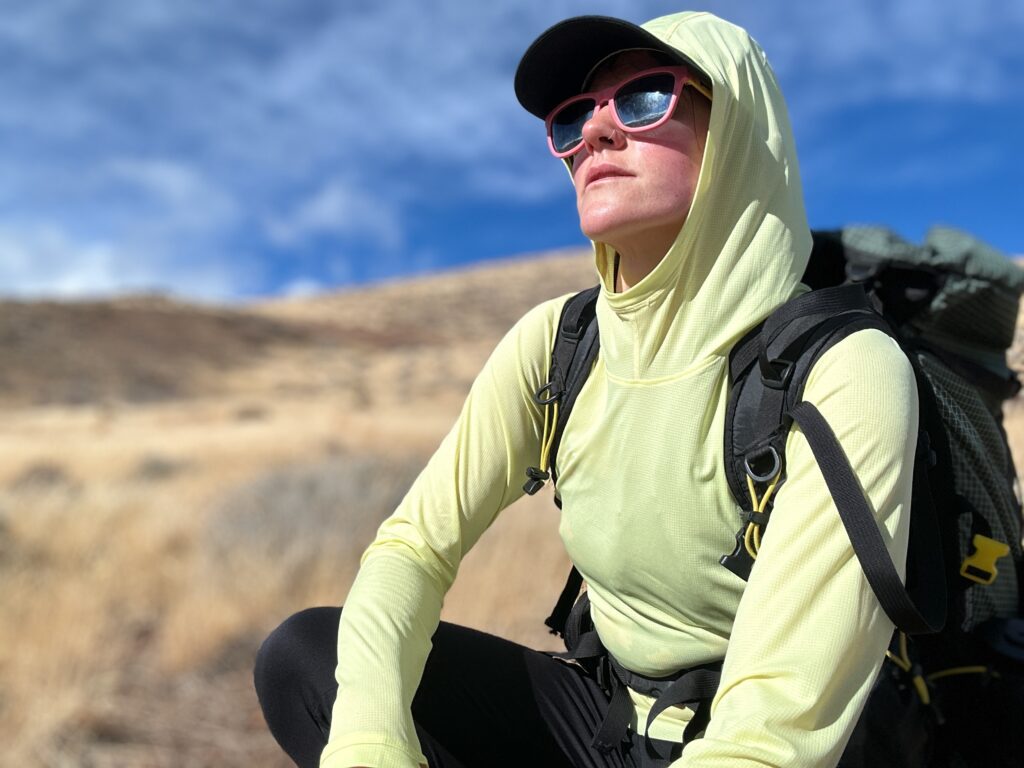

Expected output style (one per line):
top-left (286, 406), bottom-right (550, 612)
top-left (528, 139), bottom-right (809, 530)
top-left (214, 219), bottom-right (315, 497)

top-left (256, 247), bottom-right (597, 340)
top-left (0, 248), bottom-right (595, 408)
top-left (0, 296), bottom-right (327, 405)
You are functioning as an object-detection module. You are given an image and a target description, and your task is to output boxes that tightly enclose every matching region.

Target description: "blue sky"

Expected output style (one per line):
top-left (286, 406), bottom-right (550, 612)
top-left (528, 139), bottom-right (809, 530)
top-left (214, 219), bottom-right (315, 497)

top-left (1, 0), bottom-right (1022, 300)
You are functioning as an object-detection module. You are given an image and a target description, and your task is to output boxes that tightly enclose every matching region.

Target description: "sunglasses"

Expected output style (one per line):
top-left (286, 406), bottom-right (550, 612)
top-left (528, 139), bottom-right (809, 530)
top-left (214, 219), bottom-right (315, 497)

top-left (545, 66), bottom-right (712, 159)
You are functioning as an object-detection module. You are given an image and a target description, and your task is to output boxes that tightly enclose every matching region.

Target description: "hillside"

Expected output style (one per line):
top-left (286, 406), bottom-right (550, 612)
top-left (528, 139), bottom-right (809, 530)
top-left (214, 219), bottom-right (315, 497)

top-left (0, 249), bottom-right (596, 408)
top-left (0, 248), bottom-right (595, 766)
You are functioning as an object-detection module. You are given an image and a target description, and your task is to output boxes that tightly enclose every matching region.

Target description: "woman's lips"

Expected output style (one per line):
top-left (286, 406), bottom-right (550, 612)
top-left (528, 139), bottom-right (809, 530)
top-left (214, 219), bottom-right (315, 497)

top-left (585, 164), bottom-right (632, 188)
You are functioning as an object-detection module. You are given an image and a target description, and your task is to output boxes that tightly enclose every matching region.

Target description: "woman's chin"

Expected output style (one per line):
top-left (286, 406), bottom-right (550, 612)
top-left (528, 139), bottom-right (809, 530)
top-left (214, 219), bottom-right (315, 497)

top-left (578, 215), bottom-right (628, 248)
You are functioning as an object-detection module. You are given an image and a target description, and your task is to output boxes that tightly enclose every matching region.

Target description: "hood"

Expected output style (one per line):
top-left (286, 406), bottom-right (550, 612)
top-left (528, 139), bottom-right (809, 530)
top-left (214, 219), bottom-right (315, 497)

top-left (592, 11), bottom-right (810, 381)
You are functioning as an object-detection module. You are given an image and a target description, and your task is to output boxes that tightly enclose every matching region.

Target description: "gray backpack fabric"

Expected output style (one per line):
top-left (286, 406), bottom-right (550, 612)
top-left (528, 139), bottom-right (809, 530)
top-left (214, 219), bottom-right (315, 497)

top-left (816, 225), bottom-right (1024, 631)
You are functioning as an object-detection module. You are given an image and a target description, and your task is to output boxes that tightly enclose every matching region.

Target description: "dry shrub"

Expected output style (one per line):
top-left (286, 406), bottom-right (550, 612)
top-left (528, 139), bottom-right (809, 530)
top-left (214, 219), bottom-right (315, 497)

top-left (159, 452), bottom-right (423, 670)
top-left (130, 454), bottom-right (190, 482)
top-left (0, 514), bottom-right (9, 565)
top-left (0, 451), bottom-right (425, 765)
top-left (233, 403), bottom-right (268, 422)
top-left (206, 451), bottom-right (422, 585)
top-left (0, 485), bottom-right (193, 766)
top-left (10, 461), bottom-right (76, 493)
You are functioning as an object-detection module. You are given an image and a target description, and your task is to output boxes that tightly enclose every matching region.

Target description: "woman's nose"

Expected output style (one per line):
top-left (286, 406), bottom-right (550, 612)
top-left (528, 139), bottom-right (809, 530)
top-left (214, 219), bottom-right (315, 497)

top-left (580, 101), bottom-right (625, 153)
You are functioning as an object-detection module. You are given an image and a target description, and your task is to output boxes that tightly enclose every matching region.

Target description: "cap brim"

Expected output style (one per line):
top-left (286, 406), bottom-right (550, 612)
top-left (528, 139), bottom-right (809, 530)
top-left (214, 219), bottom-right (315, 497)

top-left (515, 15), bottom-right (699, 119)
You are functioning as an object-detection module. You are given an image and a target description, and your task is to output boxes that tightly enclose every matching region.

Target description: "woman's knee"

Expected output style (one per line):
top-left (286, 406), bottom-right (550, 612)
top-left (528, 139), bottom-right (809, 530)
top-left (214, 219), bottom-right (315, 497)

top-left (254, 606), bottom-right (341, 716)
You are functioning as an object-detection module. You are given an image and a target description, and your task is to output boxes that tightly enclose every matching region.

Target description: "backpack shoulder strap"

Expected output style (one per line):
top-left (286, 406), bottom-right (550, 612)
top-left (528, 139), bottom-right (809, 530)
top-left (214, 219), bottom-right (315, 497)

top-left (724, 285), bottom-right (884, 512)
top-left (789, 399), bottom-right (946, 634)
top-left (724, 284), bottom-right (947, 634)
top-left (524, 285), bottom-right (600, 495)
top-left (527, 286), bottom-right (599, 636)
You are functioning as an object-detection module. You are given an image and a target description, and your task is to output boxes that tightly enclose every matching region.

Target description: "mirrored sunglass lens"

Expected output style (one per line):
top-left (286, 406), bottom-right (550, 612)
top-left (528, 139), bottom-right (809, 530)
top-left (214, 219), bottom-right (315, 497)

top-left (614, 73), bottom-right (675, 128)
top-left (550, 99), bottom-right (594, 153)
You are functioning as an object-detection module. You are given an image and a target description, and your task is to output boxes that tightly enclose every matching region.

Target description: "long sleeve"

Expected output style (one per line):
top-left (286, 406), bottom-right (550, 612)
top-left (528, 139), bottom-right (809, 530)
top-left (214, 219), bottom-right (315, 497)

top-left (319, 298), bottom-right (563, 768)
top-left (676, 329), bottom-right (918, 767)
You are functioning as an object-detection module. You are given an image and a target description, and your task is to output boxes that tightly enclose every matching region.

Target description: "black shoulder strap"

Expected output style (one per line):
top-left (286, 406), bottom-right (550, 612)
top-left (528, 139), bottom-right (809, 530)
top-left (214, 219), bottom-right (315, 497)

top-left (525, 285), bottom-right (600, 494)
top-left (789, 401), bottom-right (946, 634)
top-left (533, 287), bottom-right (599, 635)
top-left (724, 285), bottom-right (882, 506)
top-left (726, 284), bottom-right (947, 635)
top-left (550, 290), bottom-right (601, 484)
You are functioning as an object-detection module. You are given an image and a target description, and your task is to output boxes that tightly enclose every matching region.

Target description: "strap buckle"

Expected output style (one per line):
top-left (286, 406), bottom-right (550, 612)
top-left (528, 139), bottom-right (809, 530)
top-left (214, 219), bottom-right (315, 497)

top-left (523, 466), bottom-right (550, 495)
top-left (719, 528), bottom-right (755, 581)
top-left (960, 534), bottom-right (1010, 585)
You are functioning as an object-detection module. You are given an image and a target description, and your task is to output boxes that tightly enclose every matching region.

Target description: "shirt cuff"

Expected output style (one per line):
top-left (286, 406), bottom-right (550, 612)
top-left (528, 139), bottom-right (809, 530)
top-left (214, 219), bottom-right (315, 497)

top-left (320, 736), bottom-right (427, 768)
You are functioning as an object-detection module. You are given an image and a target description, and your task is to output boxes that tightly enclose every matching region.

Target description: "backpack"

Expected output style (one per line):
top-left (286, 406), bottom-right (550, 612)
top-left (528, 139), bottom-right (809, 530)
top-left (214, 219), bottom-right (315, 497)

top-left (524, 226), bottom-right (1024, 767)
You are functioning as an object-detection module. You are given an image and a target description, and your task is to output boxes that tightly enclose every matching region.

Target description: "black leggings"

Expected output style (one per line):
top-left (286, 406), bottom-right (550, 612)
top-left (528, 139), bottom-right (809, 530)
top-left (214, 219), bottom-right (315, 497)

top-left (253, 607), bottom-right (683, 768)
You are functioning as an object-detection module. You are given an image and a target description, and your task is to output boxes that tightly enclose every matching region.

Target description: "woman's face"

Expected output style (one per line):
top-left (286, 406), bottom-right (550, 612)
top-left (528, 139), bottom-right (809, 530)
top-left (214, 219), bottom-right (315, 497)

top-left (571, 51), bottom-right (711, 260)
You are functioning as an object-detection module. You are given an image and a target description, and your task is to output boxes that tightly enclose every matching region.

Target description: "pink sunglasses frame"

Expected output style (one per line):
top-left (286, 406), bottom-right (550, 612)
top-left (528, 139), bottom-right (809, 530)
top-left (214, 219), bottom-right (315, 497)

top-left (544, 65), bottom-right (712, 159)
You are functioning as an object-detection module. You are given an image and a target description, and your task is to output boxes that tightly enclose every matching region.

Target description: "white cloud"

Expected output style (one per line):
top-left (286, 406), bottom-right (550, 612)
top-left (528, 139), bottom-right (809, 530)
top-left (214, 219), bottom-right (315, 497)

top-left (0, 158), bottom-right (251, 300)
top-left (265, 179), bottom-right (403, 251)
top-left (465, 154), bottom-right (570, 203)
top-left (4, 1), bottom-right (1021, 175)
top-left (801, 134), bottom-right (1002, 191)
top-left (0, 224), bottom-right (242, 300)
top-left (740, 0), bottom-right (1024, 121)
top-left (105, 158), bottom-right (239, 235)
top-left (280, 277), bottom-right (328, 298)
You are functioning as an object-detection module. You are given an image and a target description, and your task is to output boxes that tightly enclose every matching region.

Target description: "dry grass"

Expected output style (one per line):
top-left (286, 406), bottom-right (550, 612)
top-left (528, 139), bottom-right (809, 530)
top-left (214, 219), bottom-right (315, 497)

top-left (0, 415), bottom-right (570, 765)
top-left (160, 453), bottom-right (424, 672)
top-left (0, 430), bottom-right (542, 764)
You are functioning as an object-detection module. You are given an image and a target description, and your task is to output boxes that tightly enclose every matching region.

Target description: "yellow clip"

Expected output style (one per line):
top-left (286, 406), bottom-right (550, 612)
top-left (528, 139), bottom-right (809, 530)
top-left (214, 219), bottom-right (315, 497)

top-left (960, 534), bottom-right (1010, 586)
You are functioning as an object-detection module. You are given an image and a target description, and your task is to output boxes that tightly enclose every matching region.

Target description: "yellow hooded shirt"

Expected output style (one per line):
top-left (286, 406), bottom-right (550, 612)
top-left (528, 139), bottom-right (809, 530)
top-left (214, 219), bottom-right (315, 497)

top-left (322, 11), bottom-right (917, 768)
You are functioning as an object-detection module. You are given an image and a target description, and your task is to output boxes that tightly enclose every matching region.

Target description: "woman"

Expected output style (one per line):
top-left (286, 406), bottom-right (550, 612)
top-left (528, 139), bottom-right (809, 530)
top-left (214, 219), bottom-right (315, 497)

top-left (255, 11), bottom-right (917, 768)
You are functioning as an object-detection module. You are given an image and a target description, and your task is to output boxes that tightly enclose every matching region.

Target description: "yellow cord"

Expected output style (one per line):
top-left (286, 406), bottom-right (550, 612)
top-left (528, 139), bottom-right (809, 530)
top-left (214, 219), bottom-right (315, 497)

top-left (743, 474), bottom-right (778, 559)
top-left (538, 401), bottom-right (560, 477)
top-left (912, 675), bottom-right (931, 705)
top-left (539, 400), bottom-right (552, 466)
top-left (743, 523), bottom-right (758, 559)
top-left (884, 650), bottom-right (911, 672)
top-left (927, 666), bottom-right (993, 682)
top-left (885, 633), bottom-right (912, 672)
top-left (885, 635), bottom-right (993, 702)
top-left (885, 633), bottom-right (931, 705)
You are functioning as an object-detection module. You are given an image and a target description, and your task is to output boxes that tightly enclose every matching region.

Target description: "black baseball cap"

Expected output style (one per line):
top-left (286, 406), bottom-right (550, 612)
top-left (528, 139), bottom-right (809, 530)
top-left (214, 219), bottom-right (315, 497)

top-left (515, 15), bottom-right (706, 119)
